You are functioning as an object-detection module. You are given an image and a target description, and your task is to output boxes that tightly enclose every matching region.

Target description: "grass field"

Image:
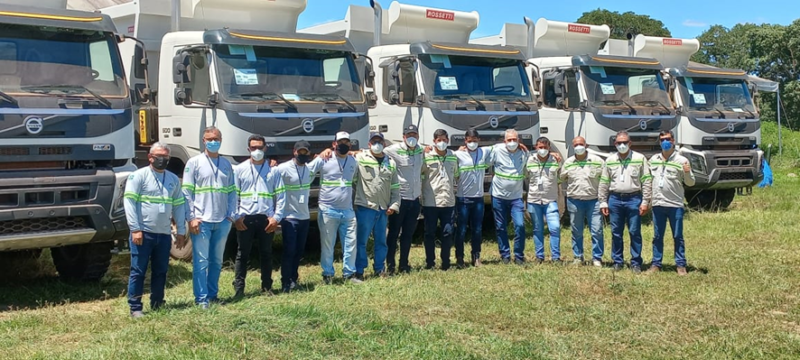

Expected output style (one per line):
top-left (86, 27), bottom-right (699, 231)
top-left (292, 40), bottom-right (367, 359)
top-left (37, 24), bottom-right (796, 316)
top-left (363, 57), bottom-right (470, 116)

top-left (1, 132), bottom-right (799, 359)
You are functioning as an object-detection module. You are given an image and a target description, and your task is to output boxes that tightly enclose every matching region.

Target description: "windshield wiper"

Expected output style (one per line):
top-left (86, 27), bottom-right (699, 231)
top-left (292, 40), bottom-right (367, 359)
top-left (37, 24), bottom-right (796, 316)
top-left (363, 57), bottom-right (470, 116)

top-left (24, 85), bottom-right (111, 108)
top-left (0, 89), bottom-right (18, 105)
top-left (621, 99), bottom-right (637, 114)
top-left (510, 98), bottom-right (530, 111)
top-left (335, 94), bottom-right (357, 112)
top-left (240, 92), bottom-right (298, 110)
top-left (635, 100), bottom-right (671, 114)
top-left (711, 104), bottom-right (727, 119)
top-left (469, 96), bottom-right (487, 109)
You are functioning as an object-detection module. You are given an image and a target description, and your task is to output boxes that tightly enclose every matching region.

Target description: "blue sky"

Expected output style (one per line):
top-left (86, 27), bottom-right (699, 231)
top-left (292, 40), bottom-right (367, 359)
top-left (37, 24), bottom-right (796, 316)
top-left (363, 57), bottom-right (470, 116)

top-left (297, 0), bottom-right (797, 39)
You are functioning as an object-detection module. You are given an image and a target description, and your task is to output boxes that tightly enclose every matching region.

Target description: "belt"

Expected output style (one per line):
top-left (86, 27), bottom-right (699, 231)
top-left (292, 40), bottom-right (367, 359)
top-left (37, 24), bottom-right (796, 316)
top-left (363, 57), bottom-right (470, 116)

top-left (610, 192), bottom-right (641, 198)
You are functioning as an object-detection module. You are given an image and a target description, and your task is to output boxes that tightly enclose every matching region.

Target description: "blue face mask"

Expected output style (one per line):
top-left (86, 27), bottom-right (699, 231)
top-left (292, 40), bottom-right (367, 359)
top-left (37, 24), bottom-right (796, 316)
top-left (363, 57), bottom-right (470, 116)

top-left (205, 140), bottom-right (221, 153)
top-left (660, 140), bottom-right (673, 152)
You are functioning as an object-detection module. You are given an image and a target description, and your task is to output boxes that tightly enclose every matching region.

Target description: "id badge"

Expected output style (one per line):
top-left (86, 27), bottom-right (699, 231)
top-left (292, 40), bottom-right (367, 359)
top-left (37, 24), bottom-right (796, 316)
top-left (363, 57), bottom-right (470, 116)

top-left (537, 177), bottom-right (544, 186)
top-left (658, 175), bottom-right (665, 188)
top-left (252, 193), bottom-right (258, 201)
top-left (158, 203), bottom-right (166, 214)
top-left (340, 179), bottom-right (346, 187)
top-left (299, 195), bottom-right (306, 204)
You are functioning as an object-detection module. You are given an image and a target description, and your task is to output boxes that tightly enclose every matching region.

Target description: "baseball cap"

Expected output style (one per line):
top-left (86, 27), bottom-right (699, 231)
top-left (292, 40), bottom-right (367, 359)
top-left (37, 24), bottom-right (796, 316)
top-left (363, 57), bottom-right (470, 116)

top-left (294, 140), bottom-right (311, 151)
top-left (369, 132), bottom-right (384, 140)
top-left (335, 131), bottom-right (350, 141)
top-left (403, 124), bottom-right (419, 135)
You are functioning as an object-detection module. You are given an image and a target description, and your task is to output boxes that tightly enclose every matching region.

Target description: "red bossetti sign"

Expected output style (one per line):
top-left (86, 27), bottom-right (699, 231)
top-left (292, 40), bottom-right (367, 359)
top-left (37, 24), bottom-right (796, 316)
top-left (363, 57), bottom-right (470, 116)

top-left (568, 24), bottom-right (591, 34)
top-left (426, 9), bottom-right (455, 21)
top-left (663, 38), bottom-right (683, 46)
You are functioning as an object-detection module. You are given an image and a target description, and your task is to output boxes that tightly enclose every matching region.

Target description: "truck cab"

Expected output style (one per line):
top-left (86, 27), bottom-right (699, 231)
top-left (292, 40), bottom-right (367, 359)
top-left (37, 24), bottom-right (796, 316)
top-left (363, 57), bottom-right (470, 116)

top-left (474, 18), bottom-right (678, 159)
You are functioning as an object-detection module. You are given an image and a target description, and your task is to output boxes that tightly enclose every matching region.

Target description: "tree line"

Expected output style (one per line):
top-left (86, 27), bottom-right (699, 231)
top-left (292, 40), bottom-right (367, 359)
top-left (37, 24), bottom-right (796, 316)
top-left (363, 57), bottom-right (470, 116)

top-left (578, 9), bottom-right (798, 129)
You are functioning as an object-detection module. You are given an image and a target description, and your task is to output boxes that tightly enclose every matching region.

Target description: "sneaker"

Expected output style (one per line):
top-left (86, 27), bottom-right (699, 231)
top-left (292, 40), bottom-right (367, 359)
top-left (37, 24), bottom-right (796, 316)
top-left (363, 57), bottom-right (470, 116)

top-left (349, 276), bottom-right (364, 284)
top-left (456, 258), bottom-right (466, 269)
top-left (261, 288), bottom-right (275, 296)
top-left (533, 258), bottom-right (544, 265)
top-left (234, 288), bottom-right (245, 299)
top-left (647, 266), bottom-right (661, 274)
top-left (387, 267), bottom-right (396, 276)
top-left (130, 310), bottom-right (145, 318)
top-left (472, 258), bottom-right (482, 267)
top-left (502, 257), bottom-right (511, 265)
top-left (281, 286), bottom-right (291, 294)
top-left (572, 258), bottom-right (584, 266)
top-left (198, 303), bottom-right (210, 310)
top-left (552, 259), bottom-right (563, 266)
top-left (424, 264), bottom-right (435, 270)
top-left (677, 267), bottom-right (688, 276)
top-left (322, 276), bottom-right (333, 285)
top-left (210, 298), bottom-right (226, 306)
top-left (592, 260), bottom-right (603, 268)
top-left (612, 263), bottom-right (624, 272)
top-left (290, 281), bottom-right (298, 290)
top-left (514, 258), bottom-right (526, 265)
top-left (631, 265), bottom-right (642, 274)
top-left (355, 273), bottom-right (365, 281)
top-left (399, 267), bottom-right (412, 274)
top-left (441, 263), bottom-right (451, 271)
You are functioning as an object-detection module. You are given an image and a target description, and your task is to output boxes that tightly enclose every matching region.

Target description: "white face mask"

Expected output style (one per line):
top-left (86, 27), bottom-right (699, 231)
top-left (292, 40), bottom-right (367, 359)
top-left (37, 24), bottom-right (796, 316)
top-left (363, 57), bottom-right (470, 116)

top-left (574, 145), bottom-right (586, 156)
top-left (537, 148), bottom-right (550, 158)
top-left (435, 141), bottom-right (448, 152)
top-left (466, 142), bottom-right (479, 151)
top-left (616, 143), bottom-right (629, 154)
top-left (405, 137), bottom-right (418, 148)
top-left (506, 141), bottom-right (519, 151)
top-left (250, 149), bottom-right (265, 162)
top-left (370, 143), bottom-right (384, 155)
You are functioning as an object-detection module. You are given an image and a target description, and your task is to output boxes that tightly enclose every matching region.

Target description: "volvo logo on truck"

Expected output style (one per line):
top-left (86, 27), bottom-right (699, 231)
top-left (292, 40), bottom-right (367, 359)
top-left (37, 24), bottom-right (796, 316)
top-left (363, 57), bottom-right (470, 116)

top-left (302, 118), bottom-right (315, 133)
top-left (24, 116), bottom-right (44, 135)
top-left (489, 116), bottom-right (500, 129)
top-left (727, 123), bottom-right (735, 133)
top-left (639, 119), bottom-right (648, 130)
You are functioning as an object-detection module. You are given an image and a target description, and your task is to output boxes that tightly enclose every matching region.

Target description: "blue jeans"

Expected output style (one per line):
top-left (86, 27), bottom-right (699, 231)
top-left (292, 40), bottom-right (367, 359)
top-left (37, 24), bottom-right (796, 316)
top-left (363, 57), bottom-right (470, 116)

top-left (127, 231), bottom-right (171, 312)
top-left (317, 206), bottom-right (357, 277)
top-left (355, 206), bottom-right (388, 274)
top-left (191, 220), bottom-right (232, 304)
top-left (456, 197), bottom-right (484, 259)
top-left (280, 218), bottom-right (310, 288)
top-left (567, 198), bottom-right (604, 261)
top-left (528, 202), bottom-right (561, 260)
top-left (609, 193), bottom-right (643, 267)
top-left (422, 206), bottom-right (456, 268)
top-left (387, 199), bottom-right (421, 272)
top-left (492, 197), bottom-right (526, 261)
top-left (652, 206), bottom-right (687, 267)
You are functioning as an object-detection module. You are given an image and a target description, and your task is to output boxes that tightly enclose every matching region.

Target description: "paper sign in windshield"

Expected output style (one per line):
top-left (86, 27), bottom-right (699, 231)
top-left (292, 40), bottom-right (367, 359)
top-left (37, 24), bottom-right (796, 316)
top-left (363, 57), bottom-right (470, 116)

top-left (234, 69), bottom-right (258, 85)
top-left (439, 76), bottom-right (458, 90)
top-left (693, 93), bottom-right (707, 104)
top-left (600, 83), bottom-right (616, 95)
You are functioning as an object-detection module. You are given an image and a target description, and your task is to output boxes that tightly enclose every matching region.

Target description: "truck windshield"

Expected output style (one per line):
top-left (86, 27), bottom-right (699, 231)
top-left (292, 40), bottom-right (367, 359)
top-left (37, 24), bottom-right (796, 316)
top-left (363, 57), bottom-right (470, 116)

top-left (418, 54), bottom-right (532, 102)
top-left (213, 44), bottom-right (363, 103)
top-left (0, 24), bottom-right (126, 97)
top-left (582, 66), bottom-right (671, 110)
top-left (678, 77), bottom-right (755, 112)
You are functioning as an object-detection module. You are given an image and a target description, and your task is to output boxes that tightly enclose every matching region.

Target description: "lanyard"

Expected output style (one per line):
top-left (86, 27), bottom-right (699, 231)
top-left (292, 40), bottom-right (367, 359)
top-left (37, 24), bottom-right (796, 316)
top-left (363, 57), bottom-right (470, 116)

top-left (471, 148), bottom-right (481, 169)
top-left (205, 154), bottom-right (220, 183)
top-left (295, 164), bottom-right (306, 186)
top-left (337, 156), bottom-right (349, 175)
top-left (152, 169), bottom-right (166, 196)
top-left (251, 161), bottom-right (266, 191)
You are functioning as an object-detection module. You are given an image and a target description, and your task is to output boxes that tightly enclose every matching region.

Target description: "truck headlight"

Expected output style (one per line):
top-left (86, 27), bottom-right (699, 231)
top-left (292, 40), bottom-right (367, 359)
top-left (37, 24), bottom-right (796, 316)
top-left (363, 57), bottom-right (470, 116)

top-left (687, 153), bottom-right (707, 174)
top-left (112, 178), bottom-right (127, 216)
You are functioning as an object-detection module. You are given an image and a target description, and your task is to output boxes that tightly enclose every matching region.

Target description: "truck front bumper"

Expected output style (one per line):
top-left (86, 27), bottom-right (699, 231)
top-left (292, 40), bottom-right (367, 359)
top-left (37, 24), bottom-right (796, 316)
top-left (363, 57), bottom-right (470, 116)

top-left (680, 148), bottom-right (763, 190)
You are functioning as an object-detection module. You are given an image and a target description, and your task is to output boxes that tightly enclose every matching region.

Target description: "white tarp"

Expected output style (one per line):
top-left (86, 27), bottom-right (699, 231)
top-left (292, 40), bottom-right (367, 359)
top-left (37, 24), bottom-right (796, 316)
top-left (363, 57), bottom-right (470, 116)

top-left (748, 75), bottom-right (779, 93)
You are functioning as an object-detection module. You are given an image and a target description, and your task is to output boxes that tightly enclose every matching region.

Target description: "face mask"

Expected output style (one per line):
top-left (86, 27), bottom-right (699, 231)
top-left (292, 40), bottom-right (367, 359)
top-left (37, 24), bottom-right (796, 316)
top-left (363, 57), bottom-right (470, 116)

top-left (616, 143), bottom-right (629, 154)
top-left (574, 145), bottom-right (586, 156)
top-left (661, 140), bottom-right (673, 152)
top-left (151, 156), bottom-right (169, 170)
top-left (435, 141), bottom-right (448, 152)
top-left (336, 144), bottom-right (350, 155)
top-left (296, 154), bottom-right (311, 164)
top-left (537, 148), bottom-right (550, 158)
top-left (506, 141), bottom-right (518, 151)
top-left (205, 140), bottom-right (221, 153)
top-left (466, 142), bottom-right (479, 151)
top-left (370, 143), bottom-right (384, 154)
top-left (405, 137), bottom-right (418, 148)
top-left (250, 149), bottom-right (265, 162)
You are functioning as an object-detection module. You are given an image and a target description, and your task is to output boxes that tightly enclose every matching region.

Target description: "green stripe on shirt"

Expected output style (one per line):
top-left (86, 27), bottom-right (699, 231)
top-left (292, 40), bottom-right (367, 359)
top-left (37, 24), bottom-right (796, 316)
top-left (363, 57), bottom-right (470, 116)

top-left (495, 171), bottom-right (524, 181)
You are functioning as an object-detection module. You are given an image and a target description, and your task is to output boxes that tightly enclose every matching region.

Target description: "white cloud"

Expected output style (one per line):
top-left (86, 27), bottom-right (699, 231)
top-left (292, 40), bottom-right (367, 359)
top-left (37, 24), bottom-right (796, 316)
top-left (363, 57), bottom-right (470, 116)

top-left (682, 19), bottom-right (708, 28)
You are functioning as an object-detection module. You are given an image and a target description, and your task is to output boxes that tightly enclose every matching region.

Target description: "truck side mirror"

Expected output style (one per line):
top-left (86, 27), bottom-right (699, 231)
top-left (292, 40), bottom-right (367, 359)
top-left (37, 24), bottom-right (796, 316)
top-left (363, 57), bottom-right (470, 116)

top-left (175, 88), bottom-right (192, 105)
top-left (366, 91), bottom-right (377, 108)
top-left (173, 52), bottom-right (191, 84)
top-left (365, 62), bottom-right (375, 89)
top-left (133, 44), bottom-right (148, 80)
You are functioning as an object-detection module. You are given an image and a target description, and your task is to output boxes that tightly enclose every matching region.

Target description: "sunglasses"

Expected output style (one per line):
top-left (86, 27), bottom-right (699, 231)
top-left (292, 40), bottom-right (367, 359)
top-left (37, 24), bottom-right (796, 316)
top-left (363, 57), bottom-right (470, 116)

top-left (614, 141), bottom-right (631, 145)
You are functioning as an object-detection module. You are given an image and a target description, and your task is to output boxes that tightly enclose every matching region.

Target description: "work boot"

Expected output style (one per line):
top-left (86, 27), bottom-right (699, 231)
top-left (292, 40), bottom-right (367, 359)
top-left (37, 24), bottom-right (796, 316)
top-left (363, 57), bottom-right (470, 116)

top-left (612, 263), bottom-right (624, 272)
top-left (502, 257), bottom-right (511, 264)
top-left (647, 266), bottom-right (661, 274)
top-left (322, 276), bottom-right (333, 285)
top-left (631, 265), bottom-right (642, 274)
top-left (234, 288), bottom-right (245, 299)
top-left (456, 257), bottom-right (466, 269)
top-left (261, 288), bottom-right (274, 297)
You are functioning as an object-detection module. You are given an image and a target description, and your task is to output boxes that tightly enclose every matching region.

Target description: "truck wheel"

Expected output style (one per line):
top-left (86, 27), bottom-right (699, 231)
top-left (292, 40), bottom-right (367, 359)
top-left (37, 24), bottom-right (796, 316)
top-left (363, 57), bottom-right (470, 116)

top-left (170, 221), bottom-right (193, 261)
top-left (686, 189), bottom-right (736, 211)
top-left (51, 242), bottom-right (113, 282)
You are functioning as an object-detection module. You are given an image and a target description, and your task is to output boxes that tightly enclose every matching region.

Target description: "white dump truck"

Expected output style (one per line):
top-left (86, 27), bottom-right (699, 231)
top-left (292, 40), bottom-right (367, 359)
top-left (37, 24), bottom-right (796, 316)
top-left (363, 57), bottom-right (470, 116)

top-left (0, 0), bottom-right (137, 280)
top-left (89, 0), bottom-right (373, 257)
top-left (301, 1), bottom-right (539, 193)
top-left (608, 35), bottom-right (763, 208)
top-left (473, 18), bottom-right (678, 159)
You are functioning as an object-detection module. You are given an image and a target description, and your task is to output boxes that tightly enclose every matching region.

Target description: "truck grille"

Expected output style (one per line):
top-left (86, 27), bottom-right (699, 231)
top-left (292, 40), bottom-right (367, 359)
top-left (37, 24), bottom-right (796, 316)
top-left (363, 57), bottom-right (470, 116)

top-left (0, 217), bottom-right (87, 235)
top-left (719, 172), bottom-right (753, 181)
top-left (39, 146), bottom-right (73, 155)
top-left (716, 158), bottom-right (752, 167)
top-left (0, 147), bottom-right (30, 156)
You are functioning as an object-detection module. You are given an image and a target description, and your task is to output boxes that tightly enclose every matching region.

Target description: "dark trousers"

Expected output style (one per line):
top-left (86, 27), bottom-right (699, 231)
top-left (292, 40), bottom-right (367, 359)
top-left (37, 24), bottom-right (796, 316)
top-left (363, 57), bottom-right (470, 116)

top-left (387, 198), bottom-right (421, 272)
top-left (280, 218), bottom-right (309, 288)
top-left (456, 197), bottom-right (484, 260)
top-left (234, 215), bottom-right (274, 291)
top-left (127, 231), bottom-right (171, 312)
top-left (422, 206), bottom-right (456, 268)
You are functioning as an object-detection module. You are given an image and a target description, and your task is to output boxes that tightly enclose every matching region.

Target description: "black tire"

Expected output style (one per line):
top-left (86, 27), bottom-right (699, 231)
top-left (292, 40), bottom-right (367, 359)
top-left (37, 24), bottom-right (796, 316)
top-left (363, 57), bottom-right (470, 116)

top-left (51, 242), bottom-right (113, 282)
top-left (686, 189), bottom-right (736, 211)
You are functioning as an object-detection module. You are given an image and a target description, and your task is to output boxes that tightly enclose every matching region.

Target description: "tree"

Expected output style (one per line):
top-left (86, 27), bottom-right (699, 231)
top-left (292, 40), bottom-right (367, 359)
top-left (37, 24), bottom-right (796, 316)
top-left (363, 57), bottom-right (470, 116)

top-left (577, 9), bottom-right (671, 39)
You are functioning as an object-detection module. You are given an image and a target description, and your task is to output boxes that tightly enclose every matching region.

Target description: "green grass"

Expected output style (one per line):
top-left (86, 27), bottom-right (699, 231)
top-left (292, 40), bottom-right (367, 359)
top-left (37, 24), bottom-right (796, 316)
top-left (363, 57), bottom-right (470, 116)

top-left (761, 121), bottom-right (800, 169)
top-left (1, 170), bottom-right (800, 359)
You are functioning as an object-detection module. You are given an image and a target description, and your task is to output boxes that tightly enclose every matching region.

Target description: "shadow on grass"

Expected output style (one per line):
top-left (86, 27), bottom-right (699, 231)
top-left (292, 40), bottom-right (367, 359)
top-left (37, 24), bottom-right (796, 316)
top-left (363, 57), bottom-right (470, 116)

top-left (0, 250), bottom-right (194, 313)
top-left (655, 264), bottom-right (710, 275)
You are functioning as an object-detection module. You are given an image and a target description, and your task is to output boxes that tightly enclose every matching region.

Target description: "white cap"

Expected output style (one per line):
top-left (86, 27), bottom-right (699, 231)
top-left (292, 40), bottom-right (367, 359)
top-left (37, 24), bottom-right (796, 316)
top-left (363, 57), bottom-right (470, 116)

top-left (335, 131), bottom-right (350, 141)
